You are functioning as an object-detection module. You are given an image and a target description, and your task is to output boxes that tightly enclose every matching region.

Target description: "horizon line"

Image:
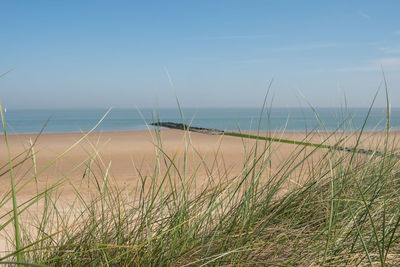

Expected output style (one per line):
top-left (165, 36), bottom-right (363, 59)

top-left (2, 106), bottom-right (399, 110)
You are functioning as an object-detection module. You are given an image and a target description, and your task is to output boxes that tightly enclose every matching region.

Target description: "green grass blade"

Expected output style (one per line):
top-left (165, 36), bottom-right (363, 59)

top-left (0, 101), bottom-right (22, 263)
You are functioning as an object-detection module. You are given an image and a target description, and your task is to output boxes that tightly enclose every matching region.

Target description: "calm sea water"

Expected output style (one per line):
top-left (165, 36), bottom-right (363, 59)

top-left (1, 108), bottom-right (400, 134)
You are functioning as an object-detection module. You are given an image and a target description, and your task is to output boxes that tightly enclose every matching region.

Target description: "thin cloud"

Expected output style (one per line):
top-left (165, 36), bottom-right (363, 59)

top-left (367, 41), bottom-right (388, 46)
top-left (358, 11), bottom-right (371, 19)
top-left (212, 34), bottom-right (270, 40)
top-left (184, 34), bottom-right (271, 41)
top-left (227, 58), bottom-right (266, 64)
top-left (393, 30), bottom-right (400, 35)
top-left (185, 57), bottom-right (266, 64)
top-left (337, 57), bottom-right (400, 72)
top-left (380, 46), bottom-right (400, 53)
top-left (337, 65), bottom-right (378, 72)
top-left (271, 43), bottom-right (346, 52)
top-left (379, 57), bottom-right (400, 65)
top-left (184, 57), bottom-right (220, 62)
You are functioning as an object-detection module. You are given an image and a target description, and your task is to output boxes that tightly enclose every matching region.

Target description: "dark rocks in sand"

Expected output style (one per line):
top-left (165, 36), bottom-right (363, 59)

top-left (151, 122), bottom-right (224, 135)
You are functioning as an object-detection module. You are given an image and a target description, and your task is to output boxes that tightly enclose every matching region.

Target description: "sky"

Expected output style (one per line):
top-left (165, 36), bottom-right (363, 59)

top-left (1, 0), bottom-right (400, 109)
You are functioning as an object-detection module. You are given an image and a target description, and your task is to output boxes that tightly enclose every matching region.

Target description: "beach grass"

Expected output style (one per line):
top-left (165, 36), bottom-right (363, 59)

top-left (1, 101), bottom-right (400, 266)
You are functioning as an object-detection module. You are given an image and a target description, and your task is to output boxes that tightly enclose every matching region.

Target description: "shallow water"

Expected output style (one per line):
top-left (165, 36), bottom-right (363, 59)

top-left (1, 107), bottom-right (399, 134)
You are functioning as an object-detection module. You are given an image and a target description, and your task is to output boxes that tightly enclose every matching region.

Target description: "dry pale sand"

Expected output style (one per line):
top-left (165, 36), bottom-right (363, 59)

top-left (1, 129), bottom-right (398, 202)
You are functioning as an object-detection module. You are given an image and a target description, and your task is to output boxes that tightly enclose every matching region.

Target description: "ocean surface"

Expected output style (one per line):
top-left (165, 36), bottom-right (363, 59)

top-left (1, 108), bottom-right (400, 134)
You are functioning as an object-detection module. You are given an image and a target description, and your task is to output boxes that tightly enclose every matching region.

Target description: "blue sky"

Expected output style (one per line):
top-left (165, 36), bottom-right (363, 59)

top-left (1, 0), bottom-right (400, 108)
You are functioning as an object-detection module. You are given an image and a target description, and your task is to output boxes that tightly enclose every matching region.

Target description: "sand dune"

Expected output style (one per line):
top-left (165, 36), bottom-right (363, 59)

top-left (0, 129), bottom-right (399, 255)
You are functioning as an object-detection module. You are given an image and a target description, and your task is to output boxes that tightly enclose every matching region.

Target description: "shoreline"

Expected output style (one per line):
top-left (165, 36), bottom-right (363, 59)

top-left (2, 128), bottom-right (400, 137)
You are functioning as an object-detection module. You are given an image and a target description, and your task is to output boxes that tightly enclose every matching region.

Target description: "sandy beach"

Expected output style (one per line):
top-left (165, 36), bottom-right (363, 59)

top-left (1, 129), bottom-right (398, 201)
top-left (1, 129), bottom-right (279, 199)
top-left (1, 129), bottom-right (400, 260)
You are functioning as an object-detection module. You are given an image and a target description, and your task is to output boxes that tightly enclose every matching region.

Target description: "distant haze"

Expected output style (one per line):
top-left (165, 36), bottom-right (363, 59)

top-left (1, 1), bottom-right (400, 109)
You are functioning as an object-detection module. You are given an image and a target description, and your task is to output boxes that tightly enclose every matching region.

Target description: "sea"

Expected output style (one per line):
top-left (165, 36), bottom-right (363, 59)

top-left (1, 108), bottom-right (400, 134)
